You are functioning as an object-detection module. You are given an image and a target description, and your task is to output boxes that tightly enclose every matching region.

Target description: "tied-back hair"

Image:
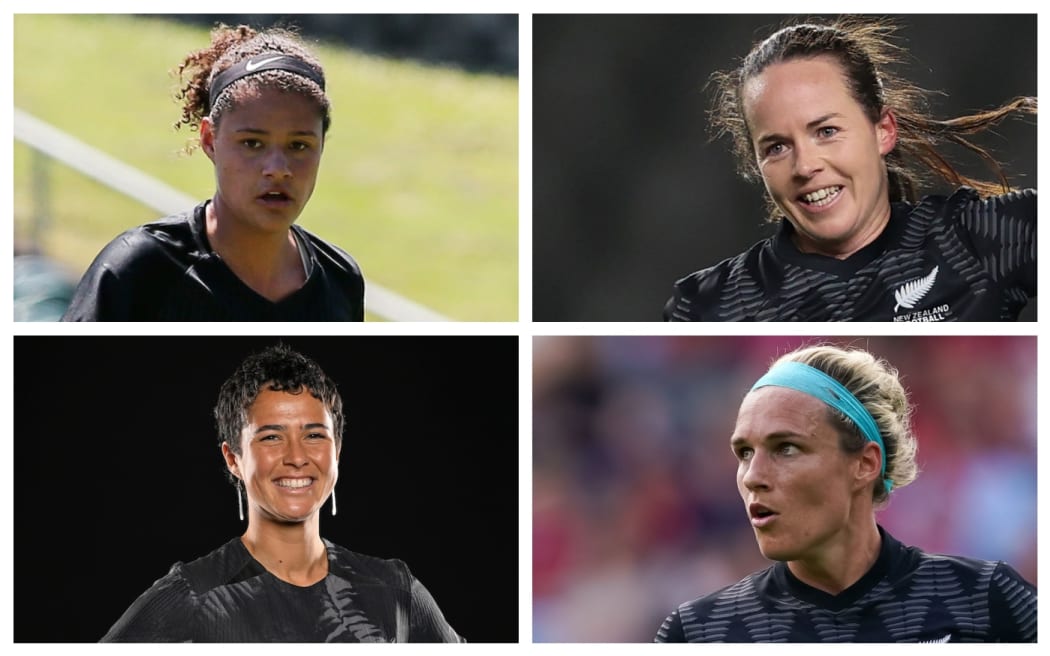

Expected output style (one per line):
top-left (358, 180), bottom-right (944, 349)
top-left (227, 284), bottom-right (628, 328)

top-left (708, 16), bottom-right (1037, 221)
top-left (770, 344), bottom-right (919, 504)
top-left (214, 344), bottom-right (344, 486)
top-left (172, 23), bottom-right (331, 153)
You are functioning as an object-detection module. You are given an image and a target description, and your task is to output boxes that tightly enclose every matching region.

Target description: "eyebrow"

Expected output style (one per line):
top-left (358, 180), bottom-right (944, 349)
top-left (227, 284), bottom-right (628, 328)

top-left (232, 127), bottom-right (320, 138)
top-left (254, 422), bottom-right (331, 434)
top-left (755, 113), bottom-right (844, 145)
top-left (730, 431), bottom-right (809, 448)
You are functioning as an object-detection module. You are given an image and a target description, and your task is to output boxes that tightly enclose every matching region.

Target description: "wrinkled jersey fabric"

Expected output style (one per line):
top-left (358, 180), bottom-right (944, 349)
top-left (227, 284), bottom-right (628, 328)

top-left (62, 201), bottom-right (364, 321)
top-left (664, 187), bottom-right (1036, 321)
top-left (655, 527), bottom-right (1036, 643)
top-left (102, 538), bottom-right (462, 642)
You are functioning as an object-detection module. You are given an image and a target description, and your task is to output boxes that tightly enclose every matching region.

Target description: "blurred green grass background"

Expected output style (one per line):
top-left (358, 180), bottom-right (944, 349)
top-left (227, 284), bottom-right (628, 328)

top-left (14, 14), bottom-right (518, 321)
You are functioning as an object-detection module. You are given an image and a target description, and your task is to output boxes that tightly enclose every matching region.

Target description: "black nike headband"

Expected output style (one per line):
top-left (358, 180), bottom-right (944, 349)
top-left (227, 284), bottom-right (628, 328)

top-left (207, 52), bottom-right (326, 113)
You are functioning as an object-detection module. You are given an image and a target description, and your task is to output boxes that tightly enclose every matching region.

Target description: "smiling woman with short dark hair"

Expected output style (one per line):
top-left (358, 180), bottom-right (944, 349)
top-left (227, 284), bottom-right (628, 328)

top-left (101, 345), bottom-right (461, 642)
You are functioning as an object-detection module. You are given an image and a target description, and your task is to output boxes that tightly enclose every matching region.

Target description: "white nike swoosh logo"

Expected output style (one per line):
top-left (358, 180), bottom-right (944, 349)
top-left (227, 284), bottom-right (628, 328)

top-left (245, 56), bottom-right (283, 72)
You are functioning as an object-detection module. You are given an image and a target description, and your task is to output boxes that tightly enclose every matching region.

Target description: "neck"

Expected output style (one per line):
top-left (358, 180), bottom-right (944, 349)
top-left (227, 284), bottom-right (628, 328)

top-left (786, 516), bottom-right (881, 595)
top-left (206, 198), bottom-right (305, 301)
top-left (792, 199), bottom-right (892, 260)
top-left (241, 515), bottom-right (328, 586)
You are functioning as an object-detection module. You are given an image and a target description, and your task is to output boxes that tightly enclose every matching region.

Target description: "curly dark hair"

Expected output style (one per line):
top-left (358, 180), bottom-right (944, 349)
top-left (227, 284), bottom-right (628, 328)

top-left (708, 16), bottom-right (1037, 221)
top-left (173, 23), bottom-right (332, 152)
top-left (215, 344), bottom-right (344, 486)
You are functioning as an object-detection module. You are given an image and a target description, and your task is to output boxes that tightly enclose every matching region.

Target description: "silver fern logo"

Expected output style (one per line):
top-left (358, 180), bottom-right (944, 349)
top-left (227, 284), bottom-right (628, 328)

top-left (894, 266), bottom-right (939, 312)
top-left (918, 633), bottom-right (951, 643)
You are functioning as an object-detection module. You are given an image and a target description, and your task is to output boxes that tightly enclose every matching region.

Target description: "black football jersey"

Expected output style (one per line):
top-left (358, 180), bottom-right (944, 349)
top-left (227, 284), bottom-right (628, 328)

top-left (62, 201), bottom-right (364, 321)
top-left (664, 187), bottom-right (1035, 321)
top-left (655, 527), bottom-right (1036, 643)
top-left (101, 537), bottom-right (462, 642)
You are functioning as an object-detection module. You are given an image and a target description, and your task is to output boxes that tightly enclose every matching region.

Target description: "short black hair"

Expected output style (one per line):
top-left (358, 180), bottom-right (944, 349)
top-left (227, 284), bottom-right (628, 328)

top-left (215, 344), bottom-right (344, 484)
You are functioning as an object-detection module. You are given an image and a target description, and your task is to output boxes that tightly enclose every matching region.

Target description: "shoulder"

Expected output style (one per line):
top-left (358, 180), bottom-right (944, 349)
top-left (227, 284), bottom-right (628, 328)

top-left (101, 561), bottom-right (197, 641)
top-left (324, 540), bottom-right (413, 592)
top-left (61, 208), bottom-right (203, 321)
top-left (675, 569), bottom-right (770, 615)
top-left (915, 186), bottom-right (1036, 226)
top-left (178, 538), bottom-right (256, 595)
top-left (95, 209), bottom-right (201, 272)
top-left (295, 226), bottom-right (364, 281)
top-left (908, 549), bottom-right (1036, 641)
top-left (666, 241), bottom-right (770, 321)
top-left (657, 568), bottom-right (773, 642)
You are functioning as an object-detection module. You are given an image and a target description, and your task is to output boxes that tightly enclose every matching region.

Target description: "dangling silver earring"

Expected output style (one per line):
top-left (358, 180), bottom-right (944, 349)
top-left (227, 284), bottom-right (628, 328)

top-left (330, 488), bottom-right (337, 516)
top-left (236, 480), bottom-right (245, 521)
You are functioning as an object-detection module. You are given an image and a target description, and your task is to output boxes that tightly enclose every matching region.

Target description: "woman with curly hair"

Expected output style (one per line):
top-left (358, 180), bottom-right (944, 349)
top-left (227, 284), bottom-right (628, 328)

top-left (101, 345), bottom-right (461, 642)
top-left (63, 24), bottom-right (364, 321)
top-left (664, 17), bottom-right (1035, 322)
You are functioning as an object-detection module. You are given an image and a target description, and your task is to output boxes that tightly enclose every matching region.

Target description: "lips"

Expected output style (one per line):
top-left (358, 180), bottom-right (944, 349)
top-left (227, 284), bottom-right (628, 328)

top-left (749, 502), bottom-right (779, 528)
top-left (797, 185), bottom-right (843, 209)
top-left (274, 477), bottom-right (314, 489)
top-left (258, 190), bottom-right (293, 204)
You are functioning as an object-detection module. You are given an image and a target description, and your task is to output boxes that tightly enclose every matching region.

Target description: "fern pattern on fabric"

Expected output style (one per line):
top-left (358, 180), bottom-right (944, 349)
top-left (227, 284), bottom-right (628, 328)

top-left (894, 266), bottom-right (938, 311)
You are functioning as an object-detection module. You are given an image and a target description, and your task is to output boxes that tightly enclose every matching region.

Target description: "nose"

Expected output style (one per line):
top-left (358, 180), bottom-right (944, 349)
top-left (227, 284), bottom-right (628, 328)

top-left (792, 141), bottom-right (824, 179)
top-left (283, 439), bottom-right (309, 467)
top-left (262, 147), bottom-right (291, 179)
top-left (740, 451), bottom-right (771, 492)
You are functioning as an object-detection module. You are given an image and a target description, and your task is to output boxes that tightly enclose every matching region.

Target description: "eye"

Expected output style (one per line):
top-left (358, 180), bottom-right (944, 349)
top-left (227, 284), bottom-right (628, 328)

top-left (306, 432), bottom-right (327, 440)
top-left (289, 141), bottom-right (311, 152)
top-left (817, 126), bottom-right (839, 138)
top-left (735, 446), bottom-right (754, 460)
top-left (259, 434), bottom-right (280, 442)
top-left (778, 443), bottom-right (799, 456)
top-left (763, 142), bottom-right (786, 157)
top-left (241, 138), bottom-right (263, 150)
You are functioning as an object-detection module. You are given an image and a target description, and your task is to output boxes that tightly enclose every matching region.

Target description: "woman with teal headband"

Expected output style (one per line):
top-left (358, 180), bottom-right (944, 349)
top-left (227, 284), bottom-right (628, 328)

top-left (656, 344), bottom-right (1036, 643)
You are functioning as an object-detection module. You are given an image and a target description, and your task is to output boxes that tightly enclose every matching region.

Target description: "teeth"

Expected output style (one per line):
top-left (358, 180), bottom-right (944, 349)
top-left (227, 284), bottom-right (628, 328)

top-left (275, 478), bottom-right (312, 488)
top-left (802, 186), bottom-right (842, 206)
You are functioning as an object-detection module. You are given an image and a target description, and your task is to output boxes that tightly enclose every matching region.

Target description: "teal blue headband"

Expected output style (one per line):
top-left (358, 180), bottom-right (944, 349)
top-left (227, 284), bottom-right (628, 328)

top-left (751, 361), bottom-right (893, 493)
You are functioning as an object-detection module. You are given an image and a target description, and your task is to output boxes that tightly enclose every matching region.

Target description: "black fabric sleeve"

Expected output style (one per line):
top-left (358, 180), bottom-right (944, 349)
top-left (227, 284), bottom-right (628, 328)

top-left (100, 565), bottom-right (196, 642)
top-left (61, 234), bottom-right (140, 321)
top-left (60, 229), bottom-right (171, 321)
top-left (664, 266), bottom-right (725, 322)
top-left (987, 561), bottom-right (1037, 642)
top-left (956, 189), bottom-right (1036, 295)
top-left (353, 276), bottom-right (365, 322)
top-left (654, 608), bottom-right (686, 642)
top-left (406, 569), bottom-right (464, 642)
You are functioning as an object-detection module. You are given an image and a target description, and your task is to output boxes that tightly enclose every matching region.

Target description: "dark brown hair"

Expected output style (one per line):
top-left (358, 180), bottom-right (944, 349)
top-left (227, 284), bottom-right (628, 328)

top-left (173, 24), bottom-right (331, 152)
top-left (214, 344), bottom-right (344, 487)
top-left (708, 16), bottom-right (1037, 220)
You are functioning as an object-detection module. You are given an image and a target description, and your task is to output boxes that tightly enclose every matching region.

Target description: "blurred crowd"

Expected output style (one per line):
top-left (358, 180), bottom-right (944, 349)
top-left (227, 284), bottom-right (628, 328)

top-left (532, 336), bottom-right (1037, 642)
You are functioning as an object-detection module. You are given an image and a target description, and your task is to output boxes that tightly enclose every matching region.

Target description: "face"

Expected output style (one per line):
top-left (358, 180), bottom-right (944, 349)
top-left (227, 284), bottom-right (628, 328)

top-left (731, 386), bottom-right (877, 562)
top-left (201, 86), bottom-right (324, 235)
top-left (223, 388), bottom-right (339, 524)
top-left (743, 55), bottom-right (898, 257)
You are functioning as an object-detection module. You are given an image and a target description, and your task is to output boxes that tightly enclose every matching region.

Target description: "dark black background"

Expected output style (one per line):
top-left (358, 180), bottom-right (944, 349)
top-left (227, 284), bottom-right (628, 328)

top-left (533, 14), bottom-right (1037, 320)
top-left (14, 336), bottom-right (519, 642)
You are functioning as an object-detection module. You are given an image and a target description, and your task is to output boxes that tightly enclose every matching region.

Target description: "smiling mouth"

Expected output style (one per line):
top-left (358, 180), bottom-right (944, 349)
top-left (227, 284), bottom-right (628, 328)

top-left (274, 478), bottom-right (314, 489)
top-left (798, 185), bottom-right (843, 208)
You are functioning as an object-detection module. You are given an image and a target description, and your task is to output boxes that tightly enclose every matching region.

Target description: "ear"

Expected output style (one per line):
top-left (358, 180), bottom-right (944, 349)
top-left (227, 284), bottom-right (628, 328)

top-left (200, 117), bottom-right (217, 163)
top-left (854, 441), bottom-right (884, 493)
top-left (876, 108), bottom-right (898, 156)
top-left (221, 441), bottom-right (241, 480)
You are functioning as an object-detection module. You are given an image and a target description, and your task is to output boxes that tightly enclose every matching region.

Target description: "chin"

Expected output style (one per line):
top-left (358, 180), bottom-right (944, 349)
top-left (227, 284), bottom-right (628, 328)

top-left (754, 536), bottom-right (798, 562)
